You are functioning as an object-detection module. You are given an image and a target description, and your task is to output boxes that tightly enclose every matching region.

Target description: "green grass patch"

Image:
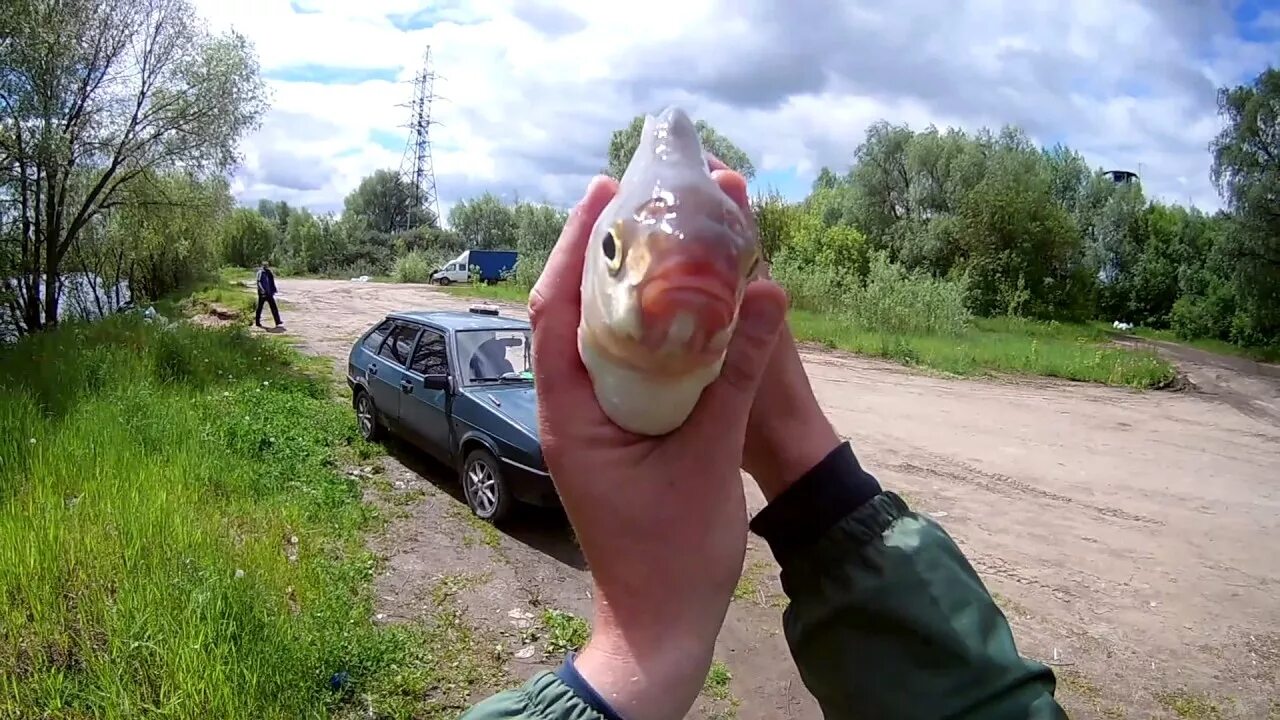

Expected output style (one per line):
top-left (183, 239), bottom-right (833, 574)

top-left (1156, 689), bottom-right (1224, 720)
top-left (702, 661), bottom-right (732, 701)
top-left (0, 313), bottom-right (508, 718)
top-left (790, 310), bottom-right (1177, 389)
top-left (1127, 326), bottom-right (1280, 363)
top-left (540, 609), bottom-right (589, 655)
top-left (441, 283), bottom-right (529, 304)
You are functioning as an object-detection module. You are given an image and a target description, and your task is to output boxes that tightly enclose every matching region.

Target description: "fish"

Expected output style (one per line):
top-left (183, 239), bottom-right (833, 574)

top-left (578, 106), bottom-right (762, 436)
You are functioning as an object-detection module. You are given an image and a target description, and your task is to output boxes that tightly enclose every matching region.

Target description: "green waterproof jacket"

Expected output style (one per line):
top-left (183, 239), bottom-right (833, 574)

top-left (461, 442), bottom-right (1068, 720)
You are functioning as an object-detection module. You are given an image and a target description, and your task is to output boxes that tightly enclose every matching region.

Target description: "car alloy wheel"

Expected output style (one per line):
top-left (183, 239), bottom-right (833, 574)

top-left (463, 448), bottom-right (513, 523)
top-left (356, 391), bottom-right (380, 441)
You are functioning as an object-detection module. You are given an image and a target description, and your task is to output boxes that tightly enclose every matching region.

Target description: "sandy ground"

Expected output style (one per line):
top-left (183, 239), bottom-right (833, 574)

top-left (266, 278), bottom-right (1280, 719)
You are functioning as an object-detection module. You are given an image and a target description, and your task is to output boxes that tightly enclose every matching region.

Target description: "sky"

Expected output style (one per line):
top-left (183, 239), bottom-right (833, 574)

top-left (192, 0), bottom-right (1280, 221)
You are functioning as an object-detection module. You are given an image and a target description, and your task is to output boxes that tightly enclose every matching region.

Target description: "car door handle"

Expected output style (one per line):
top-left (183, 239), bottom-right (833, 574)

top-left (400, 380), bottom-right (413, 394)
top-left (368, 364), bottom-right (378, 376)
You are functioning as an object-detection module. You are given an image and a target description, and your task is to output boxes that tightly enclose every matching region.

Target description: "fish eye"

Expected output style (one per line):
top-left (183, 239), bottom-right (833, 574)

top-left (602, 232), bottom-right (617, 261)
top-left (602, 227), bottom-right (624, 274)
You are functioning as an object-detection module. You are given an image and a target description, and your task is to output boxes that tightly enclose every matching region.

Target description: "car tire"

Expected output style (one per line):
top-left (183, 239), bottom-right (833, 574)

top-left (354, 389), bottom-right (382, 442)
top-left (438, 276), bottom-right (452, 286)
top-left (463, 448), bottom-right (514, 524)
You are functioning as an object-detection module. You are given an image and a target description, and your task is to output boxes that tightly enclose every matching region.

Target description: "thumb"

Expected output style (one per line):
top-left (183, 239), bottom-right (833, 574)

top-left (684, 280), bottom-right (788, 436)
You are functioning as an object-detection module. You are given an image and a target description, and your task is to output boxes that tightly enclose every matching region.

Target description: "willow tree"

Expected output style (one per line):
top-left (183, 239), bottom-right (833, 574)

top-left (0, 0), bottom-right (268, 332)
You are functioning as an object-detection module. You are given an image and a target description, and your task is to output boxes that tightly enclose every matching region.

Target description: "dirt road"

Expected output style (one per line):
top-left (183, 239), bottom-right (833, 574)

top-left (271, 278), bottom-right (1280, 719)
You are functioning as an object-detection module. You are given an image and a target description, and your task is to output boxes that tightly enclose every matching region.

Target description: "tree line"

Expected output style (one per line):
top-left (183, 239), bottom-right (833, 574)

top-left (5, 0), bottom-right (1273, 351)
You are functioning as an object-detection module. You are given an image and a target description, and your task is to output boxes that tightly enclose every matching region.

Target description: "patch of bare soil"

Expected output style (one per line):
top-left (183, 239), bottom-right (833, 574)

top-left (188, 303), bottom-right (241, 328)
top-left (278, 278), bottom-right (1280, 719)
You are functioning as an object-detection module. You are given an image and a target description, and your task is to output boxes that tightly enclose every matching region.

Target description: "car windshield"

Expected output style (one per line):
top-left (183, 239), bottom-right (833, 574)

top-left (456, 329), bottom-right (533, 385)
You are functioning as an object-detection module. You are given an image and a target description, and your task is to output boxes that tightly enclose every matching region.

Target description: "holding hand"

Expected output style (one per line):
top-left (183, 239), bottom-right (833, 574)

top-left (528, 173), bottom-right (787, 720)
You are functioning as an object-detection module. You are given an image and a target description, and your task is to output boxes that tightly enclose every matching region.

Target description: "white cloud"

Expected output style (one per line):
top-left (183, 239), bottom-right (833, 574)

top-left (194, 0), bottom-right (1279, 219)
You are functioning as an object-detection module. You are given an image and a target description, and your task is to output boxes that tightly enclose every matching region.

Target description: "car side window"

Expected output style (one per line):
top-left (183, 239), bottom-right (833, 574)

top-left (362, 319), bottom-right (394, 353)
top-left (378, 323), bottom-right (419, 367)
top-left (410, 329), bottom-right (448, 375)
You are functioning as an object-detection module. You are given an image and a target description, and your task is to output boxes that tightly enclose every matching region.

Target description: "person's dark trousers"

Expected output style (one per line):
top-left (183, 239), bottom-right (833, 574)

top-left (256, 292), bottom-right (282, 326)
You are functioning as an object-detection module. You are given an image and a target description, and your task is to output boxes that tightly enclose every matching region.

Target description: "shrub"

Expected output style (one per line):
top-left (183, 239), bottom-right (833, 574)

top-left (844, 252), bottom-right (971, 336)
top-left (392, 251), bottom-right (435, 283)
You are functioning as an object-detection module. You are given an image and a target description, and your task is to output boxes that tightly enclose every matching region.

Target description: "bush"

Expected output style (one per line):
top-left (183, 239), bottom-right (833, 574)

top-left (392, 251), bottom-right (436, 283)
top-left (513, 250), bottom-right (548, 288)
top-left (845, 252), bottom-right (971, 336)
top-left (774, 250), bottom-right (970, 336)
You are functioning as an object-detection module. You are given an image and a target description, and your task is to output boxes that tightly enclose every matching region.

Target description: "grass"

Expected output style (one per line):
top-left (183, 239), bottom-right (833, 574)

top-left (701, 660), bottom-right (740, 719)
top-left (1156, 689), bottom-right (1224, 720)
top-left (441, 282), bottom-right (529, 304)
top-left (442, 282), bottom-right (1177, 389)
top-left (540, 609), bottom-right (589, 655)
top-left (791, 310), bottom-right (1178, 389)
top-left (702, 661), bottom-right (732, 701)
top-left (1126, 326), bottom-right (1280, 364)
top-left (0, 311), bottom-right (509, 718)
top-left (449, 505), bottom-right (503, 550)
top-left (733, 559), bottom-right (785, 608)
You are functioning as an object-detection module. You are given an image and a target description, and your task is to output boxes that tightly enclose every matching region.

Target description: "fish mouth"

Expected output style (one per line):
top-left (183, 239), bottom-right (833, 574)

top-left (637, 264), bottom-right (740, 356)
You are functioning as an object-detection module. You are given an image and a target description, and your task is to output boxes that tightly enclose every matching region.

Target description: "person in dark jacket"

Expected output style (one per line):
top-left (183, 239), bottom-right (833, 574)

top-left (462, 172), bottom-right (1068, 720)
top-left (255, 260), bottom-right (283, 328)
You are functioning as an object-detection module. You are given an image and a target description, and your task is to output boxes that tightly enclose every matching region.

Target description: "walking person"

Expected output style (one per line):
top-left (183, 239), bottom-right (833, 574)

top-left (255, 260), bottom-right (283, 329)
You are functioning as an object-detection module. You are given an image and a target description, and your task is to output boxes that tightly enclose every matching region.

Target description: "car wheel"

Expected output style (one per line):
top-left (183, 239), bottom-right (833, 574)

top-left (463, 448), bottom-right (514, 523)
top-left (355, 390), bottom-right (381, 442)
top-left (438, 276), bottom-right (452, 286)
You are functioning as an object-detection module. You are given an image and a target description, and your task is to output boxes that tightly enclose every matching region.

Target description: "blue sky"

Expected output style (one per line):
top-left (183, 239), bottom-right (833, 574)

top-left (193, 0), bottom-right (1280, 219)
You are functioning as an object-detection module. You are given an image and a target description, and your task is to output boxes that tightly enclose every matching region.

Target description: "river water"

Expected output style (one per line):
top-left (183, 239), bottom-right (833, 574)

top-left (1, 273), bottom-right (133, 342)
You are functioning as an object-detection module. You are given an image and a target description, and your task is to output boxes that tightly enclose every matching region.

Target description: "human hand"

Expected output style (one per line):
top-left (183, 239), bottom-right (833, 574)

top-left (529, 174), bottom-right (788, 720)
top-left (698, 156), bottom-right (842, 502)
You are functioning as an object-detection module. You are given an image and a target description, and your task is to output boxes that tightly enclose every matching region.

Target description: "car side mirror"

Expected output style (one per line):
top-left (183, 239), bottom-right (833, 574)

top-left (422, 374), bottom-right (449, 391)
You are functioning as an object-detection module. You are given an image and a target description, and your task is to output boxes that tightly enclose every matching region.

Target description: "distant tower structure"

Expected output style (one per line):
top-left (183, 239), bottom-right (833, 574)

top-left (1102, 169), bottom-right (1140, 185)
top-left (396, 48), bottom-right (442, 231)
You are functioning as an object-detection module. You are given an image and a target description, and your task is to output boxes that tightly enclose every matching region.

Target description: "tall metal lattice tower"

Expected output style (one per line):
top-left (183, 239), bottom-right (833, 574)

top-left (397, 48), bottom-right (442, 230)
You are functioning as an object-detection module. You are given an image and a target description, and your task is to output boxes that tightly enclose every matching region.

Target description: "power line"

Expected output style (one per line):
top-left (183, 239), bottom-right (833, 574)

top-left (396, 47), bottom-right (442, 231)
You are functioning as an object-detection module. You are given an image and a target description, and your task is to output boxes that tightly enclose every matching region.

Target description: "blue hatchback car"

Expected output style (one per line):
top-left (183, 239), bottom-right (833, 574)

top-left (346, 306), bottom-right (557, 522)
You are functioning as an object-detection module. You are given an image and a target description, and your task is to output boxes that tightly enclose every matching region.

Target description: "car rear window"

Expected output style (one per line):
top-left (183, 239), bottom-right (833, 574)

top-left (362, 319), bottom-right (394, 353)
top-left (379, 323), bottom-right (419, 366)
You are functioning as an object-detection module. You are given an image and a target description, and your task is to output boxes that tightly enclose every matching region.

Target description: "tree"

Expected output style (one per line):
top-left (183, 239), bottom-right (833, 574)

top-left (605, 114), bottom-right (755, 180)
top-left (512, 202), bottom-right (568, 285)
top-left (0, 0), bottom-right (267, 333)
top-left (1210, 67), bottom-right (1280, 345)
top-left (342, 169), bottom-right (434, 235)
top-left (448, 193), bottom-right (517, 250)
top-left (221, 209), bottom-right (274, 268)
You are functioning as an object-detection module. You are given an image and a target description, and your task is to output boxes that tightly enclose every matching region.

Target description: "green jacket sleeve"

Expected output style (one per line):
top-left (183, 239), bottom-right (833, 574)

top-left (751, 443), bottom-right (1067, 720)
top-left (460, 667), bottom-right (610, 720)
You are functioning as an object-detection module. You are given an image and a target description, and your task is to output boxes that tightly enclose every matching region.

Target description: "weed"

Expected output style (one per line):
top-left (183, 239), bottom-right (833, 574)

top-left (733, 559), bottom-right (784, 607)
top-left (1056, 669), bottom-right (1102, 703)
top-left (0, 314), bottom-right (498, 718)
top-left (541, 609), bottom-right (590, 655)
top-left (449, 505), bottom-right (503, 550)
top-left (702, 661), bottom-right (733, 701)
top-left (1156, 689), bottom-right (1224, 720)
top-left (701, 660), bottom-right (740, 719)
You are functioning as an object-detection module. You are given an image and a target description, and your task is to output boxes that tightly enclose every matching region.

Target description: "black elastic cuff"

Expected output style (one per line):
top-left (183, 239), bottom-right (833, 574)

top-left (749, 441), bottom-right (882, 563)
top-left (553, 652), bottom-right (627, 720)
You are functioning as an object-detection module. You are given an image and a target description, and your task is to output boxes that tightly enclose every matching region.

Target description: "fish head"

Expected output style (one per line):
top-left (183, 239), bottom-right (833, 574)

top-left (581, 107), bottom-right (761, 376)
